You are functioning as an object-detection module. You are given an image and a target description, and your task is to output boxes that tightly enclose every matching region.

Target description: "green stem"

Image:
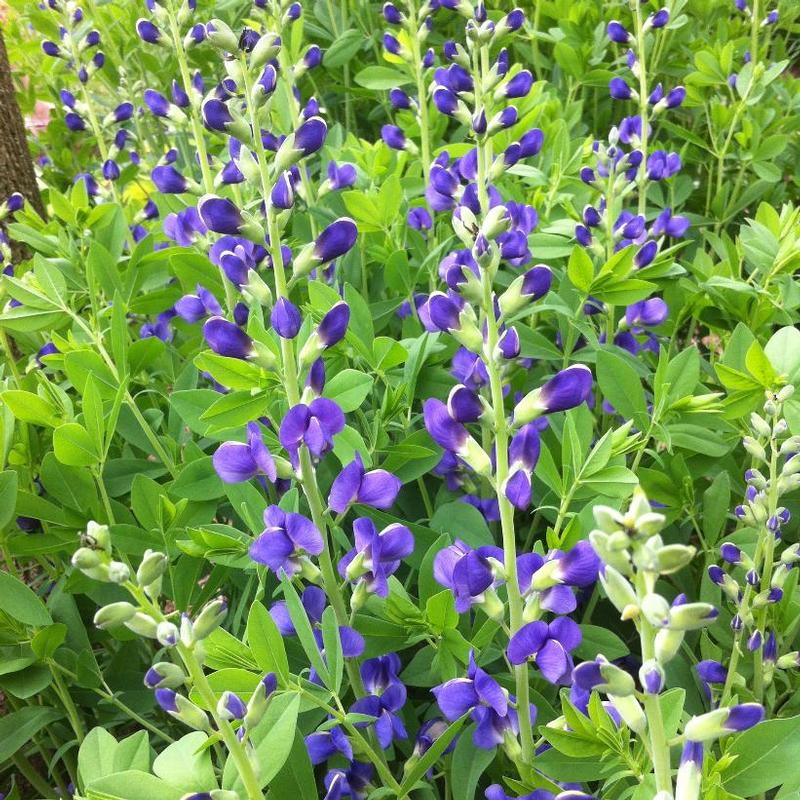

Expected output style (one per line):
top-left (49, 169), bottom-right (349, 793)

top-left (408, 0), bottom-right (431, 183)
top-left (52, 666), bottom-right (86, 744)
top-left (180, 645), bottom-right (264, 800)
top-left (633, 4), bottom-right (650, 217)
top-left (241, 61), bottom-right (366, 698)
top-left (637, 580), bottom-right (672, 795)
top-left (472, 38), bottom-right (533, 771)
top-left (12, 752), bottom-right (57, 799)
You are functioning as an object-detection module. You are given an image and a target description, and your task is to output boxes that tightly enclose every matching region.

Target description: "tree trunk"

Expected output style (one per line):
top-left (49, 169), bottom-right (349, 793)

top-left (0, 27), bottom-right (45, 252)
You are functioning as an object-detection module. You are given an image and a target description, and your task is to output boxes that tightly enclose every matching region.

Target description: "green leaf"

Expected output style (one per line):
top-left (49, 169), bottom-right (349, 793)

top-left (225, 693), bottom-right (301, 792)
top-left (152, 732), bottom-right (217, 794)
top-left (1, 390), bottom-right (62, 427)
top-left (323, 369), bottom-right (374, 412)
top-left (722, 715), bottom-right (800, 795)
top-left (450, 730), bottom-right (496, 800)
top-left (324, 29), bottom-right (364, 68)
top-left (425, 590), bottom-right (458, 632)
top-left (247, 602), bottom-right (290, 685)
top-left (575, 625), bottom-right (629, 661)
top-left (567, 246), bottom-right (594, 292)
top-left (54, 422), bottom-right (101, 467)
top-left (0, 470), bottom-right (19, 529)
top-left (0, 570), bottom-right (52, 627)
top-left (596, 349), bottom-right (649, 427)
top-left (85, 771), bottom-right (183, 800)
top-left (321, 606), bottom-right (344, 694)
top-left (266, 731), bottom-right (317, 800)
top-left (279, 575), bottom-right (331, 687)
top-left (40, 452), bottom-right (97, 511)
top-left (765, 326), bottom-right (800, 384)
top-left (0, 707), bottom-right (63, 763)
top-left (171, 457), bottom-right (225, 501)
top-left (353, 66), bottom-right (413, 90)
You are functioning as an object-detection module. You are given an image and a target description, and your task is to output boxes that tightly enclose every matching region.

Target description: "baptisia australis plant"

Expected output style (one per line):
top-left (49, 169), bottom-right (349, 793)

top-left (573, 4), bottom-right (685, 360)
top-left (708, 386), bottom-right (800, 704)
top-left (576, 487), bottom-right (764, 800)
top-left (403, 0), bottom-right (600, 779)
top-left (39, 0), bottom-right (136, 205)
top-left (71, 522), bottom-right (274, 800)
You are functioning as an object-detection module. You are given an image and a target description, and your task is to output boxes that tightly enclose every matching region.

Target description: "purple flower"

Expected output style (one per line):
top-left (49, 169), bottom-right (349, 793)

top-left (271, 297), bottom-right (302, 339)
top-left (349, 655), bottom-right (408, 748)
top-left (164, 207), bottom-right (207, 246)
top-left (65, 112), bottom-right (86, 132)
top-left (650, 8), bottom-right (670, 27)
top-left (408, 207), bottom-right (433, 232)
top-left (434, 539), bottom-right (504, 613)
top-left (381, 124), bottom-right (408, 151)
top-left (175, 285), bottom-right (221, 323)
top-left (249, 505), bottom-right (323, 576)
top-left (538, 364), bottom-right (593, 413)
top-left (136, 18), bottom-right (161, 44)
top-left (503, 70), bottom-right (533, 98)
top-left (198, 195), bottom-right (246, 235)
top-left (609, 77), bottom-right (633, 101)
top-left (306, 725), bottom-right (353, 765)
top-left (338, 517), bottom-right (414, 597)
top-left (326, 161), bottom-right (357, 190)
top-left (329, 453), bottom-right (401, 513)
top-left (315, 218), bottom-right (358, 264)
top-left (434, 652), bottom-right (528, 749)
top-left (504, 423), bottom-right (541, 509)
top-left (144, 89), bottom-right (171, 118)
top-left (202, 316), bottom-right (255, 359)
top-left (652, 207), bottom-right (689, 238)
top-left (112, 102), bottom-right (133, 123)
top-left (213, 422), bottom-right (277, 484)
top-left (625, 297), bottom-right (668, 327)
top-left (507, 618), bottom-right (582, 684)
top-left (152, 165), bottom-right (189, 194)
top-left (279, 398), bottom-right (345, 462)
top-left (607, 20), bottom-right (630, 43)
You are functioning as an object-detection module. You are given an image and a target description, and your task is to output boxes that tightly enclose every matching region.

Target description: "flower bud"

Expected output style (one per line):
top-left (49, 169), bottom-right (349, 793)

top-left (750, 412), bottom-right (772, 438)
top-left (124, 612), bottom-right (159, 638)
top-left (156, 689), bottom-right (212, 731)
top-left (206, 19), bottom-right (239, 51)
top-left (676, 741), bottom-right (704, 800)
top-left (598, 565), bottom-right (638, 615)
top-left (108, 561), bottom-right (131, 584)
top-left (137, 550), bottom-right (168, 591)
top-left (245, 673), bottom-right (278, 728)
top-left (742, 436), bottom-right (767, 462)
top-left (609, 695), bottom-right (647, 734)
top-left (94, 602), bottom-right (138, 629)
top-left (655, 628), bottom-right (684, 663)
top-left (193, 597), bottom-right (227, 640)
top-left (573, 657), bottom-right (636, 696)
top-left (683, 703), bottom-right (764, 742)
top-left (639, 659), bottom-right (665, 694)
top-left (157, 621), bottom-right (179, 648)
top-left (144, 662), bottom-right (186, 689)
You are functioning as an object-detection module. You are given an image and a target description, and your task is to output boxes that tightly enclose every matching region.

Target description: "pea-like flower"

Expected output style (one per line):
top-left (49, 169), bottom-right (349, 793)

top-left (338, 517), bottom-right (414, 598)
top-left (434, 539), bottom-right (504, 614)
top-left (507, 618), bottom-right (582, 684)
top-left (279, 398), bottom-right (345, 464)
top-left (249, 505), bottom-right (323, 576)
top-left (212, 421), bottom-right (277, 484)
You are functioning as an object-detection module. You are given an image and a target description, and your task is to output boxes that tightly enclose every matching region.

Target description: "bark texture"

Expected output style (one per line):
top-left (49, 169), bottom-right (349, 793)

top-left (0, 27), bottom-right (45, 251)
